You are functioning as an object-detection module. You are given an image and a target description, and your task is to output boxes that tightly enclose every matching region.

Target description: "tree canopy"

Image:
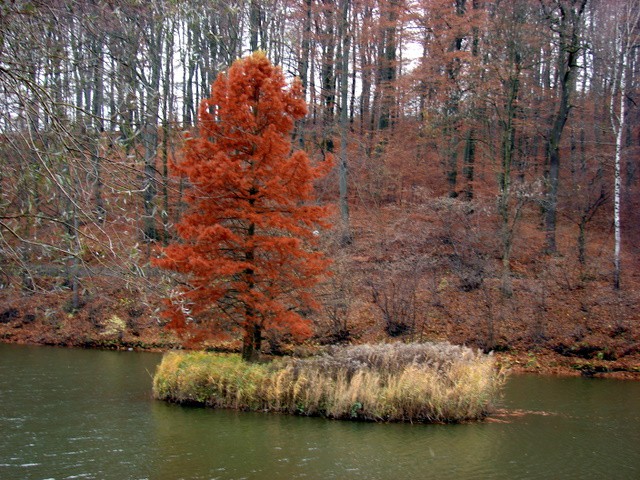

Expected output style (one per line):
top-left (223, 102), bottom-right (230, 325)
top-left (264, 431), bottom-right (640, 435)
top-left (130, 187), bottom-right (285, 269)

top-left (154, 53), bottom-right (332, 360)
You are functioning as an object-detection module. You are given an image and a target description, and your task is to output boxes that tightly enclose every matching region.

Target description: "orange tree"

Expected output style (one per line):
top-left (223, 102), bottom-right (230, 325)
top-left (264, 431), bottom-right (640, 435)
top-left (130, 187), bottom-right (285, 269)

top-left (155, 53), bottom-right (332, 360)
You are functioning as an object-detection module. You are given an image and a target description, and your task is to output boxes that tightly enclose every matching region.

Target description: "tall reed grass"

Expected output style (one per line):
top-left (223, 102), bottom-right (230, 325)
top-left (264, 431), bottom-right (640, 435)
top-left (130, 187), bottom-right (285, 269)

top-left (153, 342), bottom-right (506, 423)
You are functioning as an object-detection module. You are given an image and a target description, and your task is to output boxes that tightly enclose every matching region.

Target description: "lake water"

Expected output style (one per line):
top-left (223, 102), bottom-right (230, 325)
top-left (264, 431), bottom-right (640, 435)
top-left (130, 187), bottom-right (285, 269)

top-left (1, 344), bottom-right (639, 479)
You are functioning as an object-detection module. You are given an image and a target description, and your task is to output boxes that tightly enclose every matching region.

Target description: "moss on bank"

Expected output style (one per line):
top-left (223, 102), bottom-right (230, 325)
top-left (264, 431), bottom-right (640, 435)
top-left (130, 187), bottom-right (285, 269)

top-left (153, 342), bottom-right (507, 423)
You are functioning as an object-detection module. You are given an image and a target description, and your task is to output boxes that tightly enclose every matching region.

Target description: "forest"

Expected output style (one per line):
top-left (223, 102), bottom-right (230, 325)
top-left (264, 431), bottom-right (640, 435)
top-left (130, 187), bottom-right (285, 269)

top-left (0, 0), bottom-right (638, 375)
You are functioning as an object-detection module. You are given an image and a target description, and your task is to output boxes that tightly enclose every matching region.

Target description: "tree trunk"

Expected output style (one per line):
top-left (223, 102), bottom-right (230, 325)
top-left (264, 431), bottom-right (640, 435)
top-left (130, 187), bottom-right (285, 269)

top-left (90, 34), bottom-right (105, 222)
top-left (243, 191), bottom-right (260, 361)
top-left (578, 217), bottom-right (586, 266)
top-left (298, 0), bottom-right (312, 93)
top-left (242, 321), bottom-right (262, 362)
top-left (499, 53), bottom-right (520, 297)
top-left (249, 0), bottom-right (265, 52)
top-left (338, 0), bottom-right (352, 245)
top-left (612, 56), bottom-right (626, 290)
top-left (543, 0), bottom-right (587, 253)
top-left (359, 6), bottom-right (373, 135)
top-left (184, 24), bottom-right (196, 127)
top-left (142, 15), bottom-right (164, 244)
top-left (377, 0), bottom-right (399, 131)
top-left (462, 129), bottom-right (475, 201)
top-left (320, 0), bottom-right (336, 152)
top-left (606, 0), bottom-right (639, 290)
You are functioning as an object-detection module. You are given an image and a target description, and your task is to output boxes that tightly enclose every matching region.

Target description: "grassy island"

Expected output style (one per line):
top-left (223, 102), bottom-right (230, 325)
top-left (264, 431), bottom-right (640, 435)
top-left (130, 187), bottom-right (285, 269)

top-left (153, 342), bottom-right (506, 423)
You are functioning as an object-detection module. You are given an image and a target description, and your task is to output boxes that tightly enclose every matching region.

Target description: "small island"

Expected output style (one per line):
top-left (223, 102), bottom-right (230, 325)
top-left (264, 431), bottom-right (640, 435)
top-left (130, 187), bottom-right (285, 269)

top-left (153, 342), bottom-right (505, 423)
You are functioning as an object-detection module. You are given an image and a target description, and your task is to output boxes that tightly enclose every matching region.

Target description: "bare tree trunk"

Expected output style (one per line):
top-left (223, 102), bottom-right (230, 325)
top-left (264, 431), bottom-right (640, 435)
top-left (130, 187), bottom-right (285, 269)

top-left (606, 0), bottom-right (640, 289)
top-left (141, 12), bottom-right (164, 244)
top-left (359, 6), bottom-right (373, 135)
top-left (249, 0), bottom-right (265, 52)
top-left (320, 0), bottom-right (336, 152)
top-left (543, 0), bottom-right (587, 253)
top-left (377, 0), bottom-right (399, 131)
top-left (443, 0), bottom-right (468, 197)
top-left (462, 0), bottom-right (481, 201)
top-left (90, 34), bottom-right (105, 222)
top-left (184, 22), bottom-right (196, 127)
top-left (462, 129), bottom-right (476, 201)
top-left (242, 206), bottom-right (261, 361)
top-left (298, 0), bottom-right (313, 93)
top-left (338, 0), bottom-right (352, 245)
top-left (611, 48), bottom-right (627, 290)
top-left (296, 0), bottom-right (313, 148)
top-left (498, 51), bottom-right (521, 297)
top-left (161, 20), bottom-right (175, 245)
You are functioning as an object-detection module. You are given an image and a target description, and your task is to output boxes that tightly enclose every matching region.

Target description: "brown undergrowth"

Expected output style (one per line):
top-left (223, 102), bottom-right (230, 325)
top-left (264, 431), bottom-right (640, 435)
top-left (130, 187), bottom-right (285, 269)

top-left (1, 196), bottom-right (638, 379)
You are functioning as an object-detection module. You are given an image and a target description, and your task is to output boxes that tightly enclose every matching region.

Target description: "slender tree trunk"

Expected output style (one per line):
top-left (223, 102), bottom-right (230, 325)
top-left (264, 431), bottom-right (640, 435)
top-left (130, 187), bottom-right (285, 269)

top-left (462, 0), bottom-right (481, 201)
top-left (543, 0), bottom-right (587, 253)
top-left (578, 217), bottom-right (587, 265)
top-left (359, 7), bottom-right (373, 135)
top-left (499, 53), bottom-right (520, 297)
top-left (70, 204), bottom-right (81, 311)
top-left (446, 129), bottom-right (458, 196)
top-left (338, 0), bottom-right (352, 245)
top-left (443, 0), bottom-right (468, 197)
top-left (462, 129), bottom-right (475, 201)
top-left (320, 0), bottom-right (336, 152)
top-left (350, 36), bottom-right (357, 124)
top-left (378, 0), bottom-right (399, 131)
top-left (299, 0), bottom-right (312, 93)
top-left (184, 24), bottom-right (196, 127)
top-left (296, 0), bottom-right (313, 148)
top-left (142, 15), bottom-right (164, 244)
top-left (612, 53), bottom-right (626, 290)
top-left (249, 0), bottom-right (264, 52)
top-left (90, 35), bottom-right (105, 221)
top-left (242, 192), bottom-right (260, 361)
top-left (161, 22), bottom-right (175, 245)
top-left (606, 0), bottom-right (640, 289)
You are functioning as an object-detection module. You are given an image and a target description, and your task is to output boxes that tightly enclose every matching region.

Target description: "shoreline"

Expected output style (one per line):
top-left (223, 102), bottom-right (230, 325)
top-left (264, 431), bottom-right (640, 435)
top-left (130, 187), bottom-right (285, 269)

top-left (2, 335), bottom-right (638, 380)
top-left (498, 351), bottom-right (640, 380)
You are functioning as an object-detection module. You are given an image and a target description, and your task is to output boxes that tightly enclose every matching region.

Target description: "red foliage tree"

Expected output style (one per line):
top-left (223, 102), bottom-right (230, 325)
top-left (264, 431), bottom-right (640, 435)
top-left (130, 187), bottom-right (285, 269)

top-left (154, 52), bottom-right (332, 361)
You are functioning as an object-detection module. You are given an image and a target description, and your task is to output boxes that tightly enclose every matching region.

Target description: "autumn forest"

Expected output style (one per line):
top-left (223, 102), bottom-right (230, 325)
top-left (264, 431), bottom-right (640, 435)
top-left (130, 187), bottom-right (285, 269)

top-left (0, 0), bottom-right (638, 375)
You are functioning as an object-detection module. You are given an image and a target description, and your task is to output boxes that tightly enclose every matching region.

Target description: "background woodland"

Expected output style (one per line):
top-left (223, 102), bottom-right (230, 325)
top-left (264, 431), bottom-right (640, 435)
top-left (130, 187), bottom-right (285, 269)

top-left (0, 0), bottom-right (638, 371)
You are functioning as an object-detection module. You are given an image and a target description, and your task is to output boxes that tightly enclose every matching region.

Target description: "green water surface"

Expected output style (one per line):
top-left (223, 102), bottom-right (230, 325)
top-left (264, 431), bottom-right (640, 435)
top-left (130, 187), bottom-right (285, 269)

top-left (1, 344), bottom-right (638, 479)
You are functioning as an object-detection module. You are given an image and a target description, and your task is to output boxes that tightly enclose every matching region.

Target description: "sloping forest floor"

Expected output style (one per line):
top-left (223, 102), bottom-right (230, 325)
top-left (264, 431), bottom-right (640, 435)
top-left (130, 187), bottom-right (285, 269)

top-left (1, 195), bottom-right (639, 380)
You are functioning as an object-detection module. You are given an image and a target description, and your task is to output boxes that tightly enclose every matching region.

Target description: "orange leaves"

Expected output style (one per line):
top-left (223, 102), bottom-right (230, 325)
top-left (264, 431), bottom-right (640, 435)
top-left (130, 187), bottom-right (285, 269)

top-left (154, 53), bottom-right (332, 356)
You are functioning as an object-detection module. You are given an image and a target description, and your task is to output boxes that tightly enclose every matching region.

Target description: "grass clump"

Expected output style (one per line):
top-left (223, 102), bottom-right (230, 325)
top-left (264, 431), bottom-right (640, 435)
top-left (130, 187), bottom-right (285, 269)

top-left (153, 342), bottom-right (507, 423)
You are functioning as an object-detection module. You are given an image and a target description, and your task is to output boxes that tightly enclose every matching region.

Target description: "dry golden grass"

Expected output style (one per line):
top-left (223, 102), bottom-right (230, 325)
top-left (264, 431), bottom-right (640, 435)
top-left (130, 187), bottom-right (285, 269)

top-left (153, 342), bottom-right (507, 423)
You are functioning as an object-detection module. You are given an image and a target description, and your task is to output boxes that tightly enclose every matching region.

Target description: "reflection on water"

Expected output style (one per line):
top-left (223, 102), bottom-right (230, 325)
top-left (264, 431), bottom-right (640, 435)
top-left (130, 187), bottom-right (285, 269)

top-left (1, 344), bottom-right (639, 479)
